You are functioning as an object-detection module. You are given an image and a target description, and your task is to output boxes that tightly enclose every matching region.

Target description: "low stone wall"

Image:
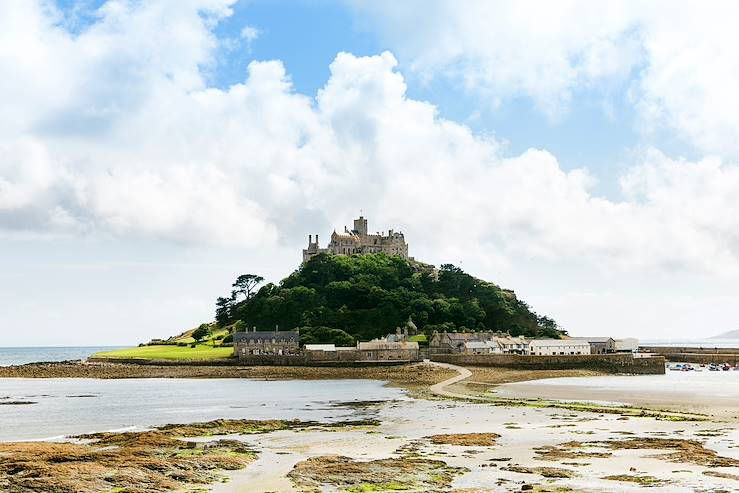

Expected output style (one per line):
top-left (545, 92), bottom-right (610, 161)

top-left (639, 346), bottom-right (739, 364)
top-left (430, 353), bottom-right (665, 374)
top-left (87, 357), bottom-right (239, 366)
top-left (89, 356), bottom-right (415, 367)
top-left (233, 355), bottom-right (413, 367)
top-left (641, 345), bottom-right (739, 354)
top-left (660, 353), bottom-right (739, 365)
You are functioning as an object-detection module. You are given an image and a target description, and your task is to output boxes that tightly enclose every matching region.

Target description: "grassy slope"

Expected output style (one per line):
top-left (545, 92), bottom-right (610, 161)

top-left (93, 344), bottom-right (234, 361)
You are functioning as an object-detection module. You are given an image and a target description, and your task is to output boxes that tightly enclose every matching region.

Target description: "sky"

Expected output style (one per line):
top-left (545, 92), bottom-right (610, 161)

top-left (3, 0), bottom-right (739, 346)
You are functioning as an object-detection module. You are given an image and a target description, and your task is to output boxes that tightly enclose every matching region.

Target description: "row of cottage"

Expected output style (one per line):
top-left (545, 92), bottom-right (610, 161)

top-left (233, 327), bottom-right (638, 362)
top-left (233, 327), bottom-right (420, 362)
top-left (430, 331), bottom-right (638, 356)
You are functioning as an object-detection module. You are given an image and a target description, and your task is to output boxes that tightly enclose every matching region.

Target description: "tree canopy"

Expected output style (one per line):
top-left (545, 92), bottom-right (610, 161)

top-left (216, 253), bottom-right (564, 342)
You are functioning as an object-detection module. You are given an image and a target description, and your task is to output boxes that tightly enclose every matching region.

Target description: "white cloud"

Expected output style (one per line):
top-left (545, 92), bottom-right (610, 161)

top-left (240, 25), bottom-right (259, 42)
top-left (4, 1), bottom-right (739, 277)
top-left (350, 1), bottom-right (739, 157)
top-left (350, 1), bottom-right (642, 119)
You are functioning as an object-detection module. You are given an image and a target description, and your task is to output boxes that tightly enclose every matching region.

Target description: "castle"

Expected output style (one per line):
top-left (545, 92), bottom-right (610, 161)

top-left (303, 216), bottom-right (409, 262)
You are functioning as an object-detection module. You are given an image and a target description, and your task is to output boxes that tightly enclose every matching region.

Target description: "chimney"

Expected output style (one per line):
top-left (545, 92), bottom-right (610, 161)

top-left (316, 235), bottom-right (319, 244)
top-left (309, 234), bottom-right (312, 244)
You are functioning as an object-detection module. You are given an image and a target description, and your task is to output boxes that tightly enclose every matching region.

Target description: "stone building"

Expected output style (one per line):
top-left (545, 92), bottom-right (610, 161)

top-left (357, 340), bottom-right (419, 361)
top-left (463, 340), bottom-right (502, 354)
top-left (303, 216), bottom-right (409, 262)
top-left (233, 329), bottom-right (300, 357)
top-left (489, 336), bottom-right (527, 354)
top-left (574, 337), bottom-right (616, 355)
top-left (430, 331), bottom-right (517, 354)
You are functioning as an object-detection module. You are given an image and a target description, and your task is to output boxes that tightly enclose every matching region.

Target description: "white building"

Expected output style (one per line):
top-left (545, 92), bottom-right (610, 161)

top-left (304, 344), bottom-right (337, 352)
top-left (528, 339), bottom-right (590, 356)
top-left (496, 336), bottom-right (529, 354)
top-left (615, 338), bottom-right (639, 352)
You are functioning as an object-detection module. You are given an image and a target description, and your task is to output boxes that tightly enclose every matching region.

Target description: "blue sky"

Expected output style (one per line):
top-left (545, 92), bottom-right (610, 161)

top-left (4, 1), bottom-right (739, 345)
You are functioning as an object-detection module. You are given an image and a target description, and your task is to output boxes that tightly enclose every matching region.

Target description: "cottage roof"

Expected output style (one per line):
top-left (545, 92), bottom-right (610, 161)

top-left (464, 341), bottom-right (500, 349)
top-left (358, 340), bottom-right (419, 350)
top-left (529, 338), bottom-right (590, 347)
top-left (233, 330), bottom-right (300, 343)
top-left (442, 332), bottom-right (494, 342)
top-left (573, 337), bottom-right (615, 343)
top-left (495, 336), bottom-right (527, 345)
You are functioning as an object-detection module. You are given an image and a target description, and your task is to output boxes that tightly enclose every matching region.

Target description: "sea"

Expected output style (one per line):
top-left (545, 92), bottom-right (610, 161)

top-left (0, 378), bottom-right (404, 441)
top-left (641, 338), bottom-right (739, 348)
top-left (0, 346), bottom-right (126, 366)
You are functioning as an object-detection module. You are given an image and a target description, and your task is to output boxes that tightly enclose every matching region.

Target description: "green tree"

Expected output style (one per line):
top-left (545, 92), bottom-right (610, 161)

top-left (213, 253), bottom-right (564, 340)
top-left (215, 297), bottom-right (232, 326)
top-left (298, 326), bottom-right (355, 347)
top-left (231, 274), bottom-right (265, 301)
top-left (192, 324), bottom-right (211, 342)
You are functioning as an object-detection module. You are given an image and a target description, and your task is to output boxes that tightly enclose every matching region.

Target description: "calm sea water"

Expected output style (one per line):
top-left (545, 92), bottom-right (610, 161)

top-left (642, 338), bottom-right (739, 348)
top-left (0, 347), bottom-right (125, 366)
top-left (0, 378), bottom-right (404, 442)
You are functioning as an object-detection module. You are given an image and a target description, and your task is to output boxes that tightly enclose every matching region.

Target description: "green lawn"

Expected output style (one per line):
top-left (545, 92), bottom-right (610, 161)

top-left (93, 344), bottom-right (235, 361)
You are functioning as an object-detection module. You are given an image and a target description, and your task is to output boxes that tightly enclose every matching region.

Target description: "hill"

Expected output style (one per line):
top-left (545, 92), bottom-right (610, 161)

top-left (711, 329), bottom-right (739, 339)
top-left (215, 253), bottom-right (564, 343)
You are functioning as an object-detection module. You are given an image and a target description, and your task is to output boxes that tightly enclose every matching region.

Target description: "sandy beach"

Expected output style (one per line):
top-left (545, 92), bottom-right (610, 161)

top-left (494, 371), bottom-right (739, 420)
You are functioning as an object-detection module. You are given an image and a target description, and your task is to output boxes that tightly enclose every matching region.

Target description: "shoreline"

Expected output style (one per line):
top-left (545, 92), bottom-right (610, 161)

top-left (0, 361), bottom-right (459, 396)
top-left (0, 360), bottom-right (720, 419)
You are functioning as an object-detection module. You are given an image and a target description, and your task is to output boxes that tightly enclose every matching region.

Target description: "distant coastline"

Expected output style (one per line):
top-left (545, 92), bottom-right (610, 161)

top-left (0, 347), bottom-right (125, 367)
top-left (641, 338), bottom-right (739, 348)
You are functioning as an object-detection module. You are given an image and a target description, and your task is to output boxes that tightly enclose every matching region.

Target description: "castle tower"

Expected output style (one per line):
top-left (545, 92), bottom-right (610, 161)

top-left (353, 216), bottom-right (368, 237)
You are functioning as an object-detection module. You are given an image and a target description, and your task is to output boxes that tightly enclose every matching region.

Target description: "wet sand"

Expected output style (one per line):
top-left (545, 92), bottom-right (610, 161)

top-left (208, 363), bottom-right (739, 492)
top-left (210, 393), bottom-right (739, 492)
top-left (494, 372), bottom-right (739, 420)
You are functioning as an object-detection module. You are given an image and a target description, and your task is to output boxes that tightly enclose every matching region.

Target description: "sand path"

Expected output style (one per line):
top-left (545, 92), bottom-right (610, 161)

top-left (426, 360), bottom-right (472, 398)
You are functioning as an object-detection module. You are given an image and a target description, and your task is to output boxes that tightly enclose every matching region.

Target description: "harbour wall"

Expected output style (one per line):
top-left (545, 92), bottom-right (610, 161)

top-left (430, 353), bottom-right (665, 374)
top-left (641, 346), bottom-right (739, 354)
top-left (654, 353), bottom-right (739, 365)
top-left (640, 346), bottom-right (739, 364)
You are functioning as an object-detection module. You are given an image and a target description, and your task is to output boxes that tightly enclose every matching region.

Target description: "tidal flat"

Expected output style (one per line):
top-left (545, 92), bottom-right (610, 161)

top-left (1, 363), bottom-right (738, 492)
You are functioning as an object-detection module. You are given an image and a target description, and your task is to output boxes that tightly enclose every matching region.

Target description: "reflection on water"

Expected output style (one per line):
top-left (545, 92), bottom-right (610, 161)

top-left (0, 378), bottom-right (404, 441)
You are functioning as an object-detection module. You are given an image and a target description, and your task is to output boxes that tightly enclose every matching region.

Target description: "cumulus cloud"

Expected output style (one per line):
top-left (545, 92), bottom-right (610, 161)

top-left (4, 0), bottom-right (739, 278)
top-left (349, 1), bottom-right (739, 157)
